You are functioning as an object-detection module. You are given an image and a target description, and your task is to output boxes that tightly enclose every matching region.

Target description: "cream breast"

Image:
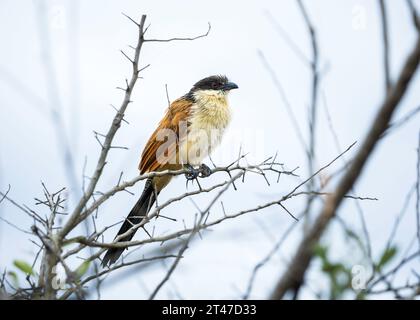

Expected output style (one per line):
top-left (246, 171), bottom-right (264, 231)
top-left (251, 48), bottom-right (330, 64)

top-left (179, 90), bottom-right (232, 165)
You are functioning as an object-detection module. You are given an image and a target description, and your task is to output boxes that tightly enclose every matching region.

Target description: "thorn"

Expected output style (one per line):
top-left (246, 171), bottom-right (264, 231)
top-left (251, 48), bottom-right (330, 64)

top-left (121, 12), bottom-right (140, 27)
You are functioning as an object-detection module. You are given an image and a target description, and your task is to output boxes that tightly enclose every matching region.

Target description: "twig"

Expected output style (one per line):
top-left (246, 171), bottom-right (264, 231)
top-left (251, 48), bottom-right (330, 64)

top-left (385, 184), bottom-right (416, 251)
top-left (144, 23), bottom-right (211, 43)
top-left (296, 0), bottom-right (320, 241)
top-left (379, 0), bottom-right (391, 91)
top-left (59, 254), bottom-right (177, 300)
top-left (385, 105), bottom-right (420, 136)
top-left (406, 0), bottom-right (420, 31)
top-left (0, 184), bottom-right (11, 204)
top-left (74, 146), bottom-right (353, 253)
top-left (258, 50), bottom-right (308, 153)
top-left (321, 89), bottom-right (374, 266)
top-left (270, 32), bottom-right (420, 299)
top-left (148, 171), bottom-right (243, 299)
top-left (264, 11), bottom-right (311, 67)
top-left (59, 15), bottom-right (148, 239)
top-left (416, 130), bottom-right (420, 252)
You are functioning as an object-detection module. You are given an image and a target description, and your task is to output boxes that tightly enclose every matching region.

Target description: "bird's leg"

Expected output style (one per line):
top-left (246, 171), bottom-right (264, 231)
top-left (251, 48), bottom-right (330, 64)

top-left (199, 163), bottom-right (212, 178)
top-left (152, 185), bottom-right (161, 219)
top-left (152, 185), bottom-right (159, 208)
top-left (184, 164), bottom-right (200, 180)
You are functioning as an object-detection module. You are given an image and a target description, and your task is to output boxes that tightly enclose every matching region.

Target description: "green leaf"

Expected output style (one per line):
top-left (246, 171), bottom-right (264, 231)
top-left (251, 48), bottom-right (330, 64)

top-left (323, 262), bottom-right (347, 275)
top-left (314, 244), bottom-right (328, 261)
top-left (13, 260), bottom-right (34, 276)
top-left (75, 260), bottom-right (90, 278)
top-left (377, 246), bottom-right (398, 271)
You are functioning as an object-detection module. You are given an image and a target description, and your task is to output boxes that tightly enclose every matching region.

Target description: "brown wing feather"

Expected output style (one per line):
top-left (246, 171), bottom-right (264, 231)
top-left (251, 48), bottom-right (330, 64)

top-left (139, 98), bottom-right (192, 174)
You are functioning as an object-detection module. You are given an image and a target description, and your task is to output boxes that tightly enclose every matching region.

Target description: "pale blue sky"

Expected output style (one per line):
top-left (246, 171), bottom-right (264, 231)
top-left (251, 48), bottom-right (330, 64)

top-left (0, 0), bottom-right (419, 299)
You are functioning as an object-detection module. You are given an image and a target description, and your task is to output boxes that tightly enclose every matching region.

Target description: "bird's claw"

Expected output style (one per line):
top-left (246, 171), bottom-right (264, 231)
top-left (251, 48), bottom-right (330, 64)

top-left (199, 163), bottom-right (212, 178)
top-left (184, 163), bottom-right (212, 180)
top-left (185, 164), bottom-right (199, 180)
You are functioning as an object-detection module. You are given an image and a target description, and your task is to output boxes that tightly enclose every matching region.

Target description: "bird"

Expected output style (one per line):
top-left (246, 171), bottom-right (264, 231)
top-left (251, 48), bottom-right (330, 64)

top-left (101, 75), bottom-right (238, 267)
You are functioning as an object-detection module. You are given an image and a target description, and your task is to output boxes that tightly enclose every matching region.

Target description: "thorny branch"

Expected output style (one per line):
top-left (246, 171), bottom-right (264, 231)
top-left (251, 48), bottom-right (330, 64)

top-left (0, 13), bottom-right (216, 300)
top-left (59, 14), bottom-right (148, 240)
top-left (296, 0), bottom-right (320, 224)
top-left (2, 3), bottom-right (420, 301)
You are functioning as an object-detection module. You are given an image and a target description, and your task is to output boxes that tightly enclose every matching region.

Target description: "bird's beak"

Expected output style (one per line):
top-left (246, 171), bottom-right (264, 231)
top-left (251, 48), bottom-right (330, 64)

top-left (222, 82), bottom-right (239, 91)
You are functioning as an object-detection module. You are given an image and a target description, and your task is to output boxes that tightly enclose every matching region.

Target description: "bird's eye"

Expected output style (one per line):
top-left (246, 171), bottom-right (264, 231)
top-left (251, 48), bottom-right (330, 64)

top-left (212, 82), bottom-right (218, 89)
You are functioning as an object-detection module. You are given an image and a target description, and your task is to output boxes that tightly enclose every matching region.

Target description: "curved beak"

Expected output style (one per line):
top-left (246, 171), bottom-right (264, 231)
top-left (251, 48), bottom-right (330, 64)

top-left (222, 81), bottom-right (239, 91)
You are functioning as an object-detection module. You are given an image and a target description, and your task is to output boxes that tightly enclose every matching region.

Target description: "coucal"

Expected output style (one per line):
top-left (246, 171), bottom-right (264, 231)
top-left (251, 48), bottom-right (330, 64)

top-left (102, 75), bottom-right (238, 266)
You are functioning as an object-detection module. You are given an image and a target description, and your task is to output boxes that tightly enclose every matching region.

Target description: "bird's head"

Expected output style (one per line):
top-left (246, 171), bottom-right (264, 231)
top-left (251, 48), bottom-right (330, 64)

top-left (188, 75), bottom-right (238, 101)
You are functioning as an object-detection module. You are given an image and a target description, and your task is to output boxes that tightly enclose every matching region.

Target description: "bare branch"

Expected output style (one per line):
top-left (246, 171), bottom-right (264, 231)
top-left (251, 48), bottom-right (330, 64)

top-left (384, 105), bottom-right (420, 136)
top-left (258, 50), bottom-right (308, 153)
top-left (144, 22), bottom-right (211, 43)
top-left (244, 211), bottom-right (303, 299)
top-left (296, 0), bottom-right (321, 242)
top-left (59, 15), bottom-right (147, 239)
top-left (71, 145), bottom-right (353, 255)
top-left (0, 184), bottom-right (11, 204)
top-left (385, 184), bottom-right (416, 251)
top-left (379, 0), bottom-right (391, 91)
top-left (149, 170), bottom-right (243, 299)
top-left (416, 130), bottom-right (420, 252)
top-left (270, 33), bottom-right (420, 300)
top-left (289, 191), bottom-right (378, 201)
top-left (264, 11), bottom-right (311, 67)
top-left (59, 254), bottom-right (177, 300)
top-left (406, 0), bottom-right (420, 30)
top-left (367, 250), bottom-right (420, 291)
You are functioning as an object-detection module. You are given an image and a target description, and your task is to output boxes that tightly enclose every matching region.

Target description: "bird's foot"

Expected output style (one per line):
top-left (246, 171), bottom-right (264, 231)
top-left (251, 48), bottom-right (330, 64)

top-left (184, 164), bottom-right (200, 180)
top-left (198, 163), bottom-right (212, 178)
top-left (184, 163), bottom-right (212, 180)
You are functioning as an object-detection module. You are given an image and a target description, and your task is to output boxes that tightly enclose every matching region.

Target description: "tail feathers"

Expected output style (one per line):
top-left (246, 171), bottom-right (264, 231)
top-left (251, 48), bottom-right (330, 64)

top-left (101, 179), bottom-right (156, 267)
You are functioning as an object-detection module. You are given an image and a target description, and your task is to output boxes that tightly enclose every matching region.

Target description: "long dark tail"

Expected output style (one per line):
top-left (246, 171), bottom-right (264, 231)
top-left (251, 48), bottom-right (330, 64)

top-left (101, 178), bottom-right (156, 267)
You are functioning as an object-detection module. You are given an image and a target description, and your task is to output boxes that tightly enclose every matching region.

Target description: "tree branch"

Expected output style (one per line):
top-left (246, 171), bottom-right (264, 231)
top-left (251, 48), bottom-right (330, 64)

top-left (59, 15), bottom-right (147, 239)
top-left (379, 0), bottom-right (391, 91)
top-left (270, 32), bottom-right (420, 299)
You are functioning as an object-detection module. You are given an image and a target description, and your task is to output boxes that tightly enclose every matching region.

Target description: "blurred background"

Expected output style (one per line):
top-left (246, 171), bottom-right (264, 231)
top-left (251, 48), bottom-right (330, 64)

top-left (0, 0), bottom-right (419, 299)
